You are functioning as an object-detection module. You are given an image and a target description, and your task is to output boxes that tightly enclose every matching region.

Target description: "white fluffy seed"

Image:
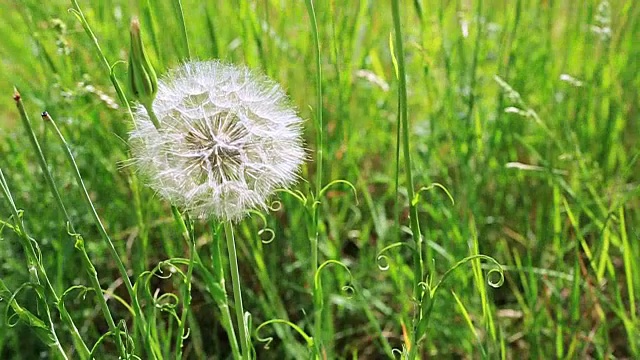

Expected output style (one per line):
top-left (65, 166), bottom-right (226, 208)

top-left (129, 60), bottom-right (305, 222)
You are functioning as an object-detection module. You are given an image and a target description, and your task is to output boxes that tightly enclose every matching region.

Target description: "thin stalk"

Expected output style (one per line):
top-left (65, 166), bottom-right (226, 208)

top-left (68, 2), bottom-right (162, 357)
top-left (69, 0), bottom-right (134, 120)
top-left (174, 0), bottom-right (191, 59)
top-left (14, 93), bottom-right (127, 358)
top-left (175, 213), bottom-right (195, 360)
top-left (224, 222), bottom-right (250, 360)
top-left (171, 206), bottom-right (242, 360)
top-left (304, 1), bottom-right (324, 357)
top-left (170, 208), bottom-right (239, 359)
top-left (391, 0), bottom-right (424, 357)
top-left (0, 169), bottom-right (76, 360)
top-left (43, 113), bottom-right (161, 359)
top-left (304, 0), bottom-right (323, 197)
top-left (206, 220), bottom-right (242, 360)
top-left (11, 93), bottom-right (92, 358)
top-left (143, 102), bottom-right (161, 130)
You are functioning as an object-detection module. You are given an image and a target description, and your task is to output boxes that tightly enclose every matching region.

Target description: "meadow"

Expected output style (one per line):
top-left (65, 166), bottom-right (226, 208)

top-left (0, 0), bottom-right (638, 359)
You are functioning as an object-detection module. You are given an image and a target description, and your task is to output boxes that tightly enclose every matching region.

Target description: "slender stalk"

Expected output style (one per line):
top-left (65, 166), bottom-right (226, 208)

top-left (208, 221), bottom-right (242, 360)
top-left (0, 169), bottom-right (75, 360)
top-left (174, 0), bottom-right (191, 59)
top-left (304, 1), bottom-right (324, 357)
top-left (171, 208), bottom-right (240, 359)
top-left (69, 0), bottom-right (134, 120)
top-left (43, 113), bottom-right (161, 359)
top-left (391, 0), bottom-right (424, 357)
top-left (67, 2), bottom-right (162, 357)
top-left (175, 213), bottom-right (195, 360)
top-left (304, 0), bottom-right (323, 197)
top-left (224, 222), bottom-right (250, 360)
top-left (12, 93), bottom-right (92, 358)
top-left (14, 93), bottom-right (127, 358)
top-left (143, 102), bottom-right (161, 130)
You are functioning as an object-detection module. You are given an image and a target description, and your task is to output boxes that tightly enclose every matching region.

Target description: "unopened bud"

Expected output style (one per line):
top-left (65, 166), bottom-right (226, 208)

top-left (128, 17), bottom-right (157, 107)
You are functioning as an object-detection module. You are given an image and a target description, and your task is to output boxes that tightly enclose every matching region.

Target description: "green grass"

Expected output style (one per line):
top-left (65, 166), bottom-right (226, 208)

top-left (0, 0), bottom-right (639, 358)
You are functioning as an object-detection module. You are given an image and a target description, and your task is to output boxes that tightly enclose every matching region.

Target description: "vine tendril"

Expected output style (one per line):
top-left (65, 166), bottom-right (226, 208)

top-left (412, 182), bottom-right (455, 206)
top-left (376, 242), bottom-right (416, 271)
top-left (255, 319), bottom-right (314, 349)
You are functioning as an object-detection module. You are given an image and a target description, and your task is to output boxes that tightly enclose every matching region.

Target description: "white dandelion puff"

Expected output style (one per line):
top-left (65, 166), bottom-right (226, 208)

top-left (128, 60), bottom-right (305, 222)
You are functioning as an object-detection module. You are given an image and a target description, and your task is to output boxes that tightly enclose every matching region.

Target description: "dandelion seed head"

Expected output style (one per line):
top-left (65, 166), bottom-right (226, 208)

top-left (129, 60), bottom-right (305, 222)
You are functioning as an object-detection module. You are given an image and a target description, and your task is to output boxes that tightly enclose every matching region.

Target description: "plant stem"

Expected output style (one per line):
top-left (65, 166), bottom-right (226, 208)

top-left (143, 102), bottom-right (161, 129)
top-left (14, 94), bottom-right (127, 358)
top-left (174, 0), bottom-right (191, 59)
top-left (304, 1), bottom-right (324, 357)
top-left (391, 0), bottom-right (425, 357)
top-left (44, 113), bottom-right (161, 359)
top-left (69, 0), bottom-right (134, 120)
top-left (224, 222), bottom-right (250, 360)
top-left (208, 221), bottom-right (242, 360)
top-left (175, 213), bottom-right (195, 360)
top-left (0, 169), bottom-right (76, 360)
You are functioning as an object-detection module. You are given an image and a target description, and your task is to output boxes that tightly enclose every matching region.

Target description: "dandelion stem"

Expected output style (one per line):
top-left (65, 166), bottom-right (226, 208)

top-left (224, 222), bottom-right (251, 360)
top-left (208, 221), bottom-right (242, 360)
top-left (171, 209), bottom-right (241, 359)
top-left (174, 211), bottom-right (195, 360)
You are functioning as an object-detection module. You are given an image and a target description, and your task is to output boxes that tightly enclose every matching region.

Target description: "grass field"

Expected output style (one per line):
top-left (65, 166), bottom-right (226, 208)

top-left (0, 0), bottom-right (638, 359)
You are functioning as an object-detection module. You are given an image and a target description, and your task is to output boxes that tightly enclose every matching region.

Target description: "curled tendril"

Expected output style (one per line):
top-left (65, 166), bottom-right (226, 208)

top-left (377, 255), bottom-right (390, 271)
top-left (6, 312), bottom-right (20, 327)
top-left (134, 258), bottom-right (190, 313)
top-left (258, 228), bottom-right (275, 244)
top-left (275, 188), bottom-right (307, 205)
top-left (89, 324), bottom-right (134, 360)
top-left (341, 285), bottom-right (355, 299)
top-left (430, 255), bottom-right (504, 297)
top-left (89, 330), bottom-right (113, 358)
top-left (244, 311), bottom-right (252, 340)
top-left (318, 179), bottom-right (359, 205)
top-left (154, 260), bottom-right (187, 280)
top-left (60, 285), bottom-right (91, 303)
top-left (392, 345), bottom-right (408, 359)
top-left (315, 260), bottom-right (354, 298)
top-left (4, 282), bottom-right (46, 328)
top-left (376, 242), bottom-right (416, 271)
top-left (417, 281), bottom-right (432, 294)
top-left (110, 60), bottom-right (126, 74)
top-left (268, 200), bottom-right (282, 212)
top-left (182, 327), bottom-right (191, 340)
top-left (487, 267), bottom-right (505, 288)
top-left (154, 292), bottom-right (180, 313)
top-left (412, 182), bottom-right (455, 206)
top-left (255, 319), bottom-right (313, 349)
top-left (248, 210), bottom-right (276, 244)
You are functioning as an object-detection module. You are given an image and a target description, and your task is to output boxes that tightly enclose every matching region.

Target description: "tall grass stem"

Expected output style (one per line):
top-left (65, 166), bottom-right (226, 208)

top-left (225, 222), bottom-right (251, 360)
top-left (43, 113), bottom-right (161, 359)
top-left (391, 0), bottom-right (425, 356)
